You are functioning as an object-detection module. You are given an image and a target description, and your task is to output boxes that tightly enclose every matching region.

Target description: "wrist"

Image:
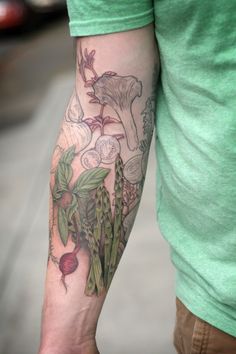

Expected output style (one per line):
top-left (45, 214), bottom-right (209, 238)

top-left (39, 337), bottom-right (99, 354)
top-left (39, 281), bottom-right (106, 354)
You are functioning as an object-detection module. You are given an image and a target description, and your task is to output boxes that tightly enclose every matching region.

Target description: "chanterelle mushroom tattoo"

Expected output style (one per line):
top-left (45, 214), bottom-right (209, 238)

top-left (49, 45), bottom-right (156, 295)
top-left (93, 74), bottom-right (142, 151)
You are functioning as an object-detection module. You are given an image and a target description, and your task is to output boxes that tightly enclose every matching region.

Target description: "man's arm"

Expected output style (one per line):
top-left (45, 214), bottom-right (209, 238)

top-left (39, 24), bottom-right (158, 354)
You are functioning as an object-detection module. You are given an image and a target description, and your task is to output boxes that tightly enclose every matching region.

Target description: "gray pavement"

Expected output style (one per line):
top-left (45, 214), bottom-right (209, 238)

top-left (0, 73), bottom-right (176, 354)
top-left (0, 18), bottom-right (74, 127)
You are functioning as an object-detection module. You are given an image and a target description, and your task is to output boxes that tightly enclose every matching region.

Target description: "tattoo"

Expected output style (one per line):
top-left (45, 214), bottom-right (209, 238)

top-left (50, 45), bottom-right (156, 295)
top-left (95, 135), bottom-right (121, 164)
top-left (81, 149), bottom-right (101, 169)
top-left (78, 45), bottom-right (142, 151)
top-left (139, 68), bottom-right (157, 153)
top-left (93, 74), bottom-right (142, 151)
top-left (65, 89), bottom-right (84, 123)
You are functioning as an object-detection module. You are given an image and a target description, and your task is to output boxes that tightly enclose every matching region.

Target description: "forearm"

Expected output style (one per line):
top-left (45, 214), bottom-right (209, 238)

top-left (39, 24), bottom-right (158, 354)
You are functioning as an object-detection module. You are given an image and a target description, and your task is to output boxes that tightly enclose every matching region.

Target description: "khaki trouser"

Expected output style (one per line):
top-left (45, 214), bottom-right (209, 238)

top-left (174, 298), bottom-right (236, 354)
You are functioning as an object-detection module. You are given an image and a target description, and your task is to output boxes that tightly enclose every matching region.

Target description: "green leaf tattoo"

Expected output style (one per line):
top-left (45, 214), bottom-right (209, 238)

top-left (55, 163), bottom-right (73, 191)
top-left (65, 194), bottom-right (78, 223)
top-left (73, 167), bottom-right (110, 195)
top-left (58, 207), bottom-right (69, 246)
top-left (53, 145), bottom-right (76, 201)
top-left (60, 145), bottom-right (76, 165)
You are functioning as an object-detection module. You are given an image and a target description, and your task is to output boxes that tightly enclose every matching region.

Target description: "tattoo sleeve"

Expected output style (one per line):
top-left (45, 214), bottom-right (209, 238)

top-left (40, 25), bottom-right (158, 353)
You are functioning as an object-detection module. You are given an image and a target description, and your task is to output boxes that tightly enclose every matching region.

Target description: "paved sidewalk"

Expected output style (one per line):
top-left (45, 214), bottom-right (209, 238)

top-left (0, 74), bottom-right (176, 354)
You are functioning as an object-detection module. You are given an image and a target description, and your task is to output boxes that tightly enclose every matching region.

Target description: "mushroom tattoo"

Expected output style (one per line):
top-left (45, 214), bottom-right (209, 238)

top-left (92, 74), bottom-right (142, 151)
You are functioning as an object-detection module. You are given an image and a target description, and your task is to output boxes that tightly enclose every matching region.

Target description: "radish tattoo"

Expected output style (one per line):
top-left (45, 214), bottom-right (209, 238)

top-left (49, 45), bottom-right (156, 295)
top-left (59, 244), bottom-right (80, 292)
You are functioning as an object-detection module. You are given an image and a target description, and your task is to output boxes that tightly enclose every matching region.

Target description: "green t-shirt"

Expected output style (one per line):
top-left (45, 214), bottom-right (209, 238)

top-left (66, 0), bottom-right (236, 337)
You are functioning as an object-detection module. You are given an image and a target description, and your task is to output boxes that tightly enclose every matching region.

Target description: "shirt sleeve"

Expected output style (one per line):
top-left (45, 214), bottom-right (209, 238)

top-left (66, 0), bottom-right (154, 37)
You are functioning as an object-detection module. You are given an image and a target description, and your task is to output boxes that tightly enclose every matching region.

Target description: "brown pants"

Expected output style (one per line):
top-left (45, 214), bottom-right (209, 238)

top-left (174, 298), bottom-right (236, 354)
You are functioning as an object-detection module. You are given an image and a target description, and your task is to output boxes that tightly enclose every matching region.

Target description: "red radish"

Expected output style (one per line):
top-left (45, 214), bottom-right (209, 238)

top-left (59, 245), bottom-right (80, 292)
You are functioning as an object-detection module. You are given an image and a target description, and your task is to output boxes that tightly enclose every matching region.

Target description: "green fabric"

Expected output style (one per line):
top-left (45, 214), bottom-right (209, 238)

top-left (66, 0), bottom-right (154, 36)
top-left (155, 1), bottom-right (236, 337)
top-left (66, 0), bottom-right (236, 337)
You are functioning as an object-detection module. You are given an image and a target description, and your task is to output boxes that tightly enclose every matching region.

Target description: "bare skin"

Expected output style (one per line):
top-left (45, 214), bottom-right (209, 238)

top-left (39, 24), bottom-right (159, 354)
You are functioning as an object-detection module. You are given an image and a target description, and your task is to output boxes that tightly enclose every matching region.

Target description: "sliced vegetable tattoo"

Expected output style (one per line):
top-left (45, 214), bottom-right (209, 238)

top-left (49, 45), bottom-right (156, 295)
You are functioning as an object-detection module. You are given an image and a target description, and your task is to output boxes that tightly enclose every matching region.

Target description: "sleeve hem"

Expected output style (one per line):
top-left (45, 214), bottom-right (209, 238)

top-left (68, 9), bottom-right (154, 37)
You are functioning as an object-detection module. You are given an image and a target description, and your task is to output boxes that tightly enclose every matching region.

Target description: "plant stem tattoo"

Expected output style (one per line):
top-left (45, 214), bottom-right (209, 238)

top-left (49, 45), bottom-right (156, 295)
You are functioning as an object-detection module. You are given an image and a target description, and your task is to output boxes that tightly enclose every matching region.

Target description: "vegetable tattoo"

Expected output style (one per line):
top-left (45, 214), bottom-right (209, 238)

top-left (49, 45), bottom-right (156, 295)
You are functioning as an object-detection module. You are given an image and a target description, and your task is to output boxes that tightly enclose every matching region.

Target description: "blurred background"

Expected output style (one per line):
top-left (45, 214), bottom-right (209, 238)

top-left (0, 2), bottom-right (175, 353)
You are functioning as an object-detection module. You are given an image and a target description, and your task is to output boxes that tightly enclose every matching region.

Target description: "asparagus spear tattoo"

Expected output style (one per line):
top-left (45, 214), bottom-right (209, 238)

top-left (102, 186), bottom-right (113, 288)
top-left (85, 166), bottom-right (125, 294)
top-left (85, 185), bottom-right (104, 296)
top-left (107, 154), bottom-right (124, 288)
